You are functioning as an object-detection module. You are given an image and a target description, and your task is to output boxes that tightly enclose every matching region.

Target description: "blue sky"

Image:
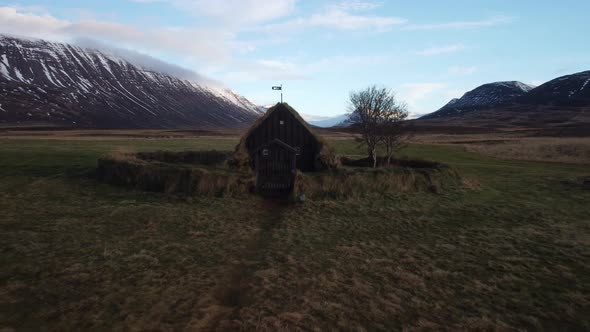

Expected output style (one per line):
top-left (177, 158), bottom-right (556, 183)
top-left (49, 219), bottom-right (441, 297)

top-left (1, 0), bottom-right (589, 118)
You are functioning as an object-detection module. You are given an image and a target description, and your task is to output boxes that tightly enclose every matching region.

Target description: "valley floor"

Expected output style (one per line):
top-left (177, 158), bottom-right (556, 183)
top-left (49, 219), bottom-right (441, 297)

top-left (414, 133), bottom-right (590, 165)
top-left (0, 132), bottom-right (589, 330)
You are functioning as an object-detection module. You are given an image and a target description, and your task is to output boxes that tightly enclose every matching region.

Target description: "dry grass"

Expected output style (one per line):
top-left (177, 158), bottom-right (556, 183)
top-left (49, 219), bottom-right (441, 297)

top-left (461, 177), bottom-right (482, 190)
top-left (465, 137), bottom-right (590, 165)
top-left (0, 181), bottom-right (265, 331)
top-left (295, 166), bottom-right (460, 199)
top-left (208, 195), bottom-right (590, 331)
top-left (1, 137), bottom-right (590, 331)
top-left (410, 132), bottom-right (526, 144)
top-left (97, 152), bottom-right (255, 197)
top-left (98, 151), bottom-right (459, 200)
top-left (412, 134), bottom-right (590, 165)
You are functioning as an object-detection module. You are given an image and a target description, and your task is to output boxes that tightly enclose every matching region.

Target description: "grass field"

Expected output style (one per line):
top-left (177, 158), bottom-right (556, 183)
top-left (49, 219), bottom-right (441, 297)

top-left (1, 135), bottom-right (589, 331)
top-left (414, 133), bottom-right (590, 165)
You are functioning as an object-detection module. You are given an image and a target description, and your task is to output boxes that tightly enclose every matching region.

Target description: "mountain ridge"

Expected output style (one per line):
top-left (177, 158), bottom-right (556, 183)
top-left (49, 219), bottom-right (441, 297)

top-left (416, 70), bottom-right (590, 130)
top-left (422, 81), bottom-right (535, 119)
top-left (518, 70), bottom-right (590, 106)
top-left (0, 34), bottom-right (262, 129)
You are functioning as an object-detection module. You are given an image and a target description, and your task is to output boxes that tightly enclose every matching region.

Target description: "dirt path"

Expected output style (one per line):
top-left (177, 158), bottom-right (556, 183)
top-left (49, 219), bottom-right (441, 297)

top-left (196, 199), bottom-right (290, 331)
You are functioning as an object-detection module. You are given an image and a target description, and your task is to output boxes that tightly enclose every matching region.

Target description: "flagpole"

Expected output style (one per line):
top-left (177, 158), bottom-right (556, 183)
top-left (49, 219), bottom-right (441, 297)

top-left (272, 84), bottom-right (283, 103)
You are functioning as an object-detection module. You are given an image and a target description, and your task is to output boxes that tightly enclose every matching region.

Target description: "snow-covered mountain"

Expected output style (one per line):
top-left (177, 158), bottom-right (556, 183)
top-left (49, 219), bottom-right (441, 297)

top-left (422, 81), bottom-right (535, 119)
top-left (305, 114), bottom-right (348, 128)
top-left (0, 35), bottom-right (263, 128)
top-left (255, 104), bottom-right (274, 113)
top-left (416, 71), bottom-right (590, 129)
top-left (519, 71), bottom-right (590, 106)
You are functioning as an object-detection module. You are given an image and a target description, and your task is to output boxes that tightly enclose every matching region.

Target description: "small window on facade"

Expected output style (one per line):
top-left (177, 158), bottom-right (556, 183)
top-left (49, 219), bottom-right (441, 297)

top-left (280, 120), bottom-right (284, 125)
top-left (262, 148), bottom-right (269, 156)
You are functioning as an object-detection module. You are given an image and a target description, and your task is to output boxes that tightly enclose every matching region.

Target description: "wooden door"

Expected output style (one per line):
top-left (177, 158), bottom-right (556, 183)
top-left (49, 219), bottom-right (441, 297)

top-left (255, 145), bottom-right (296, 197)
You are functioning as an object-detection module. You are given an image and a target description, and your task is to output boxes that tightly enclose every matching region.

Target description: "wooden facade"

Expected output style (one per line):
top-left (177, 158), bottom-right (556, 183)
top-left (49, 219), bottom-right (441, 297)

top-left (244, 103), bottom-right (323, 172)
top-left (237, 103), bottom-right (329, 197)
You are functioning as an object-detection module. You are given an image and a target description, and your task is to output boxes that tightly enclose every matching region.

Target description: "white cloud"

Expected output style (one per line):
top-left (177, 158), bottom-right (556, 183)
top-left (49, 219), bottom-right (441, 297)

top-left (448, 66), bottom-right (477, 75)
top-left (418, 44), bottom-right (465, 56)
top-left (131, 0), bottom-right (296, 24)
top-left (0, 7), bottom-right (68, 39)
top-left (255, 1), bottom-right (406, 33)
top-left (306, 54), bottom-right (390, 71)
top-left (0, 4), bottom-right (399, 85)
top-left (0, 6), bottom-right (237, 64)
top-left (222, 59), bottom-right (309, 82)
top-left (399, 83), bottom-right (445, 107)
top-left (221, 54), bottom-right (391, 82)
top-left (0, 2), bottom-right (518, 106)
top-left (403, 16), bottom-right (514, 31)
top-left (330, 0), bottom-right (383, 12)
top-left (130, 1), bottom-right (510, 34)
top-left (73, 38), bottom-right (222, 86)
top-left (134, 0), bottom-right (393, 30)
top-left (307, 10), bottom-right (406, 31)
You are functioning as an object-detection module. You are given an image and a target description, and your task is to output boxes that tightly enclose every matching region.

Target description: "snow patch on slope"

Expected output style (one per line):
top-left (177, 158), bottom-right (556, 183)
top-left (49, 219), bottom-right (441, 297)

top-left (0, 34), bottom-right (263, 128)
top-left (493, 81), bottom-right (535, 92)
top-left (198, 84), bottom-right (263, 115)
top-left (0, 62), bottom-right (11, 80)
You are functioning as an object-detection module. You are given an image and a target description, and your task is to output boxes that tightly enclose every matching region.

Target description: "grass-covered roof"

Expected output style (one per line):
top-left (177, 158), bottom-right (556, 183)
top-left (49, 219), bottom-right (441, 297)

top-left (231, 103), bottom-right (339, 171)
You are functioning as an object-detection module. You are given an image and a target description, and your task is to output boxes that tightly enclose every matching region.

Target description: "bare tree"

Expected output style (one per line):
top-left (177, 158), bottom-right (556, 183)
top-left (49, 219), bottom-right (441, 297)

top-left (347, 85), bottom-right (404, 168)
top-left (379, 99), bottom-right (409, 166)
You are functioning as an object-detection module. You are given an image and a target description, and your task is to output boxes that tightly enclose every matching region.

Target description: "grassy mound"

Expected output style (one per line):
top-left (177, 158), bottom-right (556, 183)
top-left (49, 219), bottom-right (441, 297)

top-left (295, 163), bottom-right (460, 199)
top-left (97, 151), bottom-right (459, 199)
top-left (97, 151), bottom-right (254, 197)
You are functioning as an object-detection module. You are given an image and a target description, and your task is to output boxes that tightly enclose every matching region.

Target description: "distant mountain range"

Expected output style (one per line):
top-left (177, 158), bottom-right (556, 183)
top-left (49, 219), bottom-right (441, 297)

top-left (255, 104), bottom-right (348, 128)
top-left (312, 71), bottom-right (589, 129)
top-left (419, 70), bottom-right (590, 129)
top-left (422, 81), bottom-right (535, 119)
top-left (306, 114), bottom-right (348, 128)
top-left (2, 34), bottom-right (587, 131)
top-left (0, 35), bottom-right (262, 129)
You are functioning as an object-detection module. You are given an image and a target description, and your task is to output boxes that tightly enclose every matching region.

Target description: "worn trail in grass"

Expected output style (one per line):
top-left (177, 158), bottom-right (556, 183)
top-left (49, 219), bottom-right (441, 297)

top-left (202, 200), bottom-right (290, 331)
